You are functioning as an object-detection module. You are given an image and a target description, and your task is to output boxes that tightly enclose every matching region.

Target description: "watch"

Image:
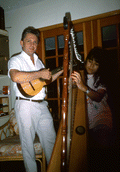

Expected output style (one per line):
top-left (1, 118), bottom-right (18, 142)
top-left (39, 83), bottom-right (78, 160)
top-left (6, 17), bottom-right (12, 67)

top-left (86, 88), bottom-right (90, 94)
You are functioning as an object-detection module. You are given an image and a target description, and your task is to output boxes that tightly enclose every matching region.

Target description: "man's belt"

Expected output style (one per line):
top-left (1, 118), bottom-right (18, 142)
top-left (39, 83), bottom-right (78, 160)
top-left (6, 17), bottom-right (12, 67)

top-left (16, 97), bottom-right (43, 103)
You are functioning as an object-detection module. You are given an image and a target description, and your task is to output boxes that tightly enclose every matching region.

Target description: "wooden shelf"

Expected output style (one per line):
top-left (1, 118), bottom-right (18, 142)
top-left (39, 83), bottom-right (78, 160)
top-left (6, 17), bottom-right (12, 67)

top-left (0, 97), bottom-right (9, 118)
top-left (0, 29), bottom-right (8, 37)
top-left (0, 112), bottom-right (9, 117)
top-left (0, 94), bottom-right (10, 98)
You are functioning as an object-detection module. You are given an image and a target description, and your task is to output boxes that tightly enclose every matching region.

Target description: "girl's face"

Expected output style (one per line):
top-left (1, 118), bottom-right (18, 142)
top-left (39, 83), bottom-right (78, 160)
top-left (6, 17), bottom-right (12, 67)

top-left (85, 59), bottom-right (99, 75)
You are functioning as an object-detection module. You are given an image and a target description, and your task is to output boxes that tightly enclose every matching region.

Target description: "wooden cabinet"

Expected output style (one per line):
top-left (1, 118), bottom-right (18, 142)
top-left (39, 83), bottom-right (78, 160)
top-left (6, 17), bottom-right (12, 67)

top-left (0, 29), bottom-right (9, 75)
top-left (0, 81), bottom-right (10, 140)
top-left (0, 29), bottom-right (10, 117)
top-left (0, 75), bottom-right (11, 119)
top-left (0, 95), bottom-right (10, 140)
top-left (0, 95), bottom-right (9, 117)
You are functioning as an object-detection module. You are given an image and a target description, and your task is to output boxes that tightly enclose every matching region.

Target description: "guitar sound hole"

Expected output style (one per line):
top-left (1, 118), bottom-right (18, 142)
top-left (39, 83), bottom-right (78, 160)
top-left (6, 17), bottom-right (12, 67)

top-left (29, 81), bottom-right (35, 91)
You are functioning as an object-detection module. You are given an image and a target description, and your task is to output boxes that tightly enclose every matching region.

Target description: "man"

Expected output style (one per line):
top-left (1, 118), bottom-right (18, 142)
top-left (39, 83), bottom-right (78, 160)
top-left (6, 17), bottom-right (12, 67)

top-left (8, 26), bottom-right (63, 172)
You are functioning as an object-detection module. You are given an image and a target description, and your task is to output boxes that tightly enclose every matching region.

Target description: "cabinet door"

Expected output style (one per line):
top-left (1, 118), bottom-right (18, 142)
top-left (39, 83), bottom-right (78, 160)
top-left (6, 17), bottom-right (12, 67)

top-left (0, 36), bottom-right (9, 74)
top-left (0, 97), bottom-right (9, 117)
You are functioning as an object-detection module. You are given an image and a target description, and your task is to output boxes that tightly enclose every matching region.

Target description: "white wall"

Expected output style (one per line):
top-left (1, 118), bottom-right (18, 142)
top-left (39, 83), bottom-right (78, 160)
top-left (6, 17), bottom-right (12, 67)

top-left (4, 0), bottom-right (120, 108)
top-left (5, 0), bottom-right (120, 57)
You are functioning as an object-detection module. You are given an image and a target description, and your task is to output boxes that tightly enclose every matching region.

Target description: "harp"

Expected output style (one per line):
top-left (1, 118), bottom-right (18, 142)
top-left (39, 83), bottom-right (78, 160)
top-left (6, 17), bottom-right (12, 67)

top-left (47, 13), bottom-right (88, 172)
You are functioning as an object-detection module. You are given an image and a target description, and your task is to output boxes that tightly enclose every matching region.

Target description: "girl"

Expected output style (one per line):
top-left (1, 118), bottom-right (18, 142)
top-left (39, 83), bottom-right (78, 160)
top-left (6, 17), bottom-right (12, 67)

top-left (71, 47), bottom-right (113, 147)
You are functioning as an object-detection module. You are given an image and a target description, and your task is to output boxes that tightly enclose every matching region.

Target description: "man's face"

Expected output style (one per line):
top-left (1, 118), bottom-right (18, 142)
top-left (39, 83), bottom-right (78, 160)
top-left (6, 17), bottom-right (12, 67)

top-left (20, 33), bottom-right (38, 57)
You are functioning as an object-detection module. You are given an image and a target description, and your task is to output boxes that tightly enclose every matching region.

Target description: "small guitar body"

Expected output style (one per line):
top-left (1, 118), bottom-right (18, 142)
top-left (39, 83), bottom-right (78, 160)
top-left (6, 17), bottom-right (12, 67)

top-left (17, 65), bottom-right (77, 98)
top-left (17, 78), bottom-right (48, 98)
top-left (17, 66), bottom-right (63, 98)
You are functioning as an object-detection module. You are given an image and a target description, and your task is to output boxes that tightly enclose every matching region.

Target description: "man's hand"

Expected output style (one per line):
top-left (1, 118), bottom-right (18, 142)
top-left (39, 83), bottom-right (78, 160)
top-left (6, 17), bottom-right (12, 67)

top-left (39, 68), bottom-right (52, 80)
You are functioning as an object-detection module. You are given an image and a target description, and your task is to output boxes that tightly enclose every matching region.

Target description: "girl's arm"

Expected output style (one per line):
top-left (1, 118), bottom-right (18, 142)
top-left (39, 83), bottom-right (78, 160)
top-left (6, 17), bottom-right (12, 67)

top-left (70, 71), bottom-right (106, 102)
top-left (85, 87), bottom-right (106, 102)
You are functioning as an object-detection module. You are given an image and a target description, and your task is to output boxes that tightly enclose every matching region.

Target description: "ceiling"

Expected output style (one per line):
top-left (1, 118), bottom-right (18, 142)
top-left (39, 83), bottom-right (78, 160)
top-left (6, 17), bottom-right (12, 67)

top-left (0, 0), bottom-right (44, 12)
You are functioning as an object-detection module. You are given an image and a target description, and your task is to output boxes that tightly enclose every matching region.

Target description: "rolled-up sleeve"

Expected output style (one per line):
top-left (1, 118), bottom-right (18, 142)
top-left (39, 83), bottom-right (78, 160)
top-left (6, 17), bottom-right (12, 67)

top-left (8, 57), bottom-right (21, 78)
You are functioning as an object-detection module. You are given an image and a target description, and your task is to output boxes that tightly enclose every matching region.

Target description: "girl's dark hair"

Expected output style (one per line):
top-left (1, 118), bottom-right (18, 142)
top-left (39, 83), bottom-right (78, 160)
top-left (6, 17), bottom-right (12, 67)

top-left (85, 47), bottom-right (105, 87)
top-left (21, 26), bottom-right (40, 43)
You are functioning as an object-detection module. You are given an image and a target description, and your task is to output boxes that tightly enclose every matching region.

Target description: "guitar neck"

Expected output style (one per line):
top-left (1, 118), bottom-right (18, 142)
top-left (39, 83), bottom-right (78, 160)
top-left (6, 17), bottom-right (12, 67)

top-left (51, 66), bottom-right (63, 75)
top-left (51, 63), bottom-right (77, 75)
